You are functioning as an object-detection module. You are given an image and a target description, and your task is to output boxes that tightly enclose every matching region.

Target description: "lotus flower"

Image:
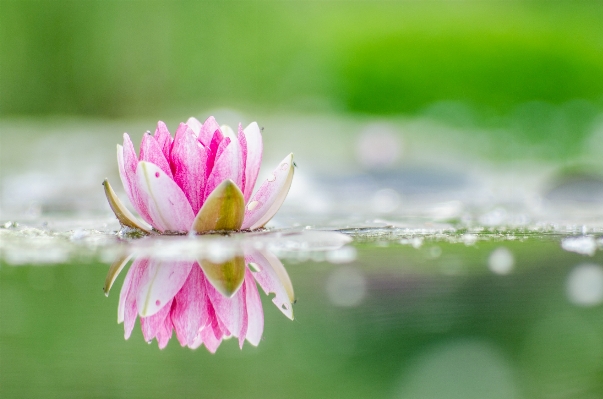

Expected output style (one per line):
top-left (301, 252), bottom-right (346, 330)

top-left (105, 250), bottom-right (294, 351)
top-left (103, 116), bottom-right (294, 234)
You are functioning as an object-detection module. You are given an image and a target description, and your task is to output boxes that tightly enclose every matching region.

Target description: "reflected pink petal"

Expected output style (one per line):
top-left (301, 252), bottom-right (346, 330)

top-left (136, 260), bottom-right (194, 318)
top-left (205, 276), bottom-right (245, 341)
top-left (122, 259), bottom-right (149, 339)
top-left (246, 250), bottom-right (294, 320)
top-left (140, 298), bottom-right (173, 343)
top-left (156, 310), bottom-right (174, 349)
top-left (243, 268), bottom-right (264, 346)
top-left (172, 266), bottom-right (208, 347)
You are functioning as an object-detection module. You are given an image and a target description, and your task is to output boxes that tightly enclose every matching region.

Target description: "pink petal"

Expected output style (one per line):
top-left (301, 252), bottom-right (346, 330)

top-left (237, 125), bottom-right (248, 197)
top-left (136, 161), bottom-right (195, 232)
top-left (186, 117), bottom-right (203, 138)
top-left (118, 137), bottom-right (153, 225)
top-left (140, 132), bottom-right (173, 179)
top-left (136, 260), bottom-right (194, 318)
top-left (238, 281), bottom-right (248, 349)
top-left (172, 266), bottom-right (208, 347)
top-left (247, 250), bottom-right (294, 320)
top-left (170, 123), bottom-right (208, 214)
top-left (122, 259), bottom-right (149, 339)
top-left (205, 276), bottom-right (245, 341)
top-left (241, 153), bottom-right (294, 230)
top-left (243, 268), bottom-right (264, 346)
top-left (204, 128), bottom-right (225, 181)
top-left (156, 309), bottom-right (174, 349)
top-left (154, 121), bottom-right (173, 160)
top-left (118, 258), bottom-right (136, 324)
top-left (241, 122), bottom-right (263, 203)
top-left (200, 324), bottom-right (223, 353)
top-left (199, 116), bottom-right (221, 147)
top-left (204, 139), bottom-right (243, 202)
top-left (140, 298), bottom-right (173, 343)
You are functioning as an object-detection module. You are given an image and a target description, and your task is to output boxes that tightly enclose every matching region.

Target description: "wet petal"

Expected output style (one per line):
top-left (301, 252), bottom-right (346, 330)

top-left (171, 123), bottom-right (208, 214)
top-left (241, 122), bottom-right (263, 203)
top-left (199, 256), bottom-right (246, 298)
top-left (243, 268), bottom-right (264, 346)
top-left (136, 161), bottom-right (195, 232)
top-left (136, 260), bottom-right (194, 318)
top-left (242, 153), bottom-right (294, 230)
top-left (102, 179), bottom-right (152, 234)
top-left (204, 139), bottom-right (243, 201)
top-left (247, 250), bottom-right (294, 320)
top-left (140, 132), bottom-right (173, 179)
top-left (191, 180), bottom-right (245, 233)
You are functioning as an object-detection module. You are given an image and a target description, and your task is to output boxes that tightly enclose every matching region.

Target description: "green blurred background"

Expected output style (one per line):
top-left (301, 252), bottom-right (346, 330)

top-left (2, 0), bottom-right (603, 159)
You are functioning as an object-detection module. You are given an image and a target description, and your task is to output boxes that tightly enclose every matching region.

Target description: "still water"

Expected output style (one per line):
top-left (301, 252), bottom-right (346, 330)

top-left (2, 117), bottom-right (603, 398)
top-left (2, 224), bottom-right (602, 398)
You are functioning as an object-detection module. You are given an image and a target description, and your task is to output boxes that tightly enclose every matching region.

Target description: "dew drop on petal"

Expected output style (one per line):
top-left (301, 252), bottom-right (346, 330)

top-left (155, 300), bottom-right (161, 306)
top-left (267, 174), bottom-right (276, 182)
top-left (247, 201), bottom-right (259, 211)
top-left (155, 172), bottom-right (160, 178)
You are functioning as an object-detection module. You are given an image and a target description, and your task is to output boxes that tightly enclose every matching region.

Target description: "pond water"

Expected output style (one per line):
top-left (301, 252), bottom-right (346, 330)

top-left (2, 116), bottom-right (603, 398)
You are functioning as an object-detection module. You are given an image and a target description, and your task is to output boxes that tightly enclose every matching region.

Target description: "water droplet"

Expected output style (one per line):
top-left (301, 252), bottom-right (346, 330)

top-left (267, 174), bottom-right (276, 182)
top-left (280, 163), bottom-right (289, 171)
top-left (155, 172), bottom-right (160, 178)
top-left (248, 201), bottom-right (259, 211)
top-left (155, 300), bottom-right (161, 306)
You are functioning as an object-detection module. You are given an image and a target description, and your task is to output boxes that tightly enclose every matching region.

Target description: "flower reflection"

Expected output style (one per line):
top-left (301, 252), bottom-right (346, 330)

top-left (105, 249), bottom-right (294, 352)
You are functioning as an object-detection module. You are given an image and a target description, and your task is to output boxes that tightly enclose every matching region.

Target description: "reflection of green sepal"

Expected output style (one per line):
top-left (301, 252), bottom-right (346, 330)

top-left (200, 256), bottom-right (246, 298)
top-left (191, 179), bottom-right (245, 233)
top-left (102, 179), bottom-right (153, 234)
top-left (103, 253), bottom-right (132, 296)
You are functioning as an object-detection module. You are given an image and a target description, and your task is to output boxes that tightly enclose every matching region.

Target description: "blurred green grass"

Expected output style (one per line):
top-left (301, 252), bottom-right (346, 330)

top-left (1, 1), bottom-right (603, 157)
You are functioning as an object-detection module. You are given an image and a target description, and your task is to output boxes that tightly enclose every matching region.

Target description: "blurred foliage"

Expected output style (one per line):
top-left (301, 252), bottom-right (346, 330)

top-left (1, 1), bottom-right (603, 154)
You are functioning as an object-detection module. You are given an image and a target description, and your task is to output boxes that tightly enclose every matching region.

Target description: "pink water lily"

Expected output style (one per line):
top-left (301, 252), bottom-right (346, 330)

top-left (103, 116), bottom-right (294, 234)
top-left (111, 250), bottom-right (294, 351)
